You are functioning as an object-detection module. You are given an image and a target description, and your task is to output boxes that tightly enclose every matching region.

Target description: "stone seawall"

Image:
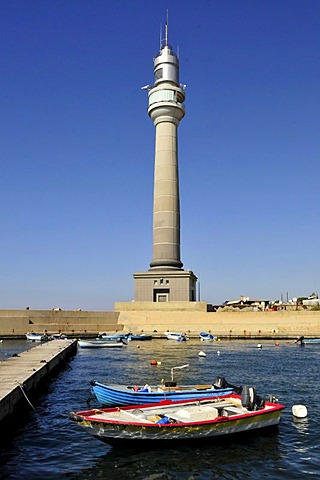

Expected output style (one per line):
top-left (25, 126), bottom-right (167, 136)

top-left (0, 306), bottom-right (319, 338)
top-left (117, 309), bottom-right (320, 337)
top-left (0, 309), bottom-right (122, 336)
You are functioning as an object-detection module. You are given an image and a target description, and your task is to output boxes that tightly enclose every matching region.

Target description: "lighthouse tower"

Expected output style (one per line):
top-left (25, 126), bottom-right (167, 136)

top-left (133, 19), bottom-right (197, 303)
top-left (148, 21), bottom-right (184, 270)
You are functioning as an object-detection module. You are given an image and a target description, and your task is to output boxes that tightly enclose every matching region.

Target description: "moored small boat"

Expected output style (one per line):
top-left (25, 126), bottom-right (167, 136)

top-left (295, 336), bottom-right (320, 345)
top-left (51, 333), bottom-right (68, 340)
top-left (90, 380), bottom-right (234, 407)
top-left (199, 332), bottom-right (217, 341)
top-left (164, 332), bottom-right (189, 341)
top-left (127, 333), bottom-right (152, 341)
top-left (100, 333), bottom-right (127, 340)
top-left (70, 388), bottom-right (284, 443)
top-left (26, 332), bottom-right (50, 341)
top-left (78, 339), bottom-right (126, 349)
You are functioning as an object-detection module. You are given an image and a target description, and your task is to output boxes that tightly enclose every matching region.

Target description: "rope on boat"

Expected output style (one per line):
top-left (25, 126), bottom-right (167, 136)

top-left (86, 388), bottom-right (94, 406)
top-left (16, 382), bottom-right (36, 411)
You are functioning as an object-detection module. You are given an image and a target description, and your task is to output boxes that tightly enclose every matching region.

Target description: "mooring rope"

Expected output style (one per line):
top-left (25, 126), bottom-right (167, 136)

top-left (16, 381), bottom-right (53, 426)
top-left (16, 382), bottom-right (36, 411)
top-left (60, 355), bottom-right (73, 370)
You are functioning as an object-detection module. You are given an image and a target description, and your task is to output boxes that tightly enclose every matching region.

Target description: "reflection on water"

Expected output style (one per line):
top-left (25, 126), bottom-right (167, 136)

top-left (71, 431), bottom-right (282, 480)
top-left (1, 339), bottom-right (320, 479)
top-left (292, 417), bottom-right (309, 435)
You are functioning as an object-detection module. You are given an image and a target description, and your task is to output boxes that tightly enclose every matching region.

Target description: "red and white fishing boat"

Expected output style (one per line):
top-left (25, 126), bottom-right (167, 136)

top-left (69, 388), bottom-right (284, 444)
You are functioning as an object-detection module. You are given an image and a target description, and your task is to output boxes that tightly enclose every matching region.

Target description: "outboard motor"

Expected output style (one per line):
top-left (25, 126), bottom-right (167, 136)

top-left (255, 394), bottom-right (265, 409)
top-left (213, 376), bottom-right (243, 394)
top-left (164, 381), bottom-right (177, 387)
top-left (265, 394), bottom-right (278, 404)
top-left (241, 386), bottom-right (256, 411)
top-left (213, 376), bottom-right (227, 389)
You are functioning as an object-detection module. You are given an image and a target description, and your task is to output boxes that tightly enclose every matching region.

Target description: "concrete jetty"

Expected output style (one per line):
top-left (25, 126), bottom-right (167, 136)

top-left (0, 339), bottom-right (77, 425)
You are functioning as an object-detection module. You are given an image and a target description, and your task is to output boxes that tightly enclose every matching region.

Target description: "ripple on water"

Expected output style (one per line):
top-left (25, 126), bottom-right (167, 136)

top-left (1, 339), bottom-right (319, 479)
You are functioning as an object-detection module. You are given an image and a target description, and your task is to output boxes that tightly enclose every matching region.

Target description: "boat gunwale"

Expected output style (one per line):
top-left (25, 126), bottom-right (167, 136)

top-left (74, 405), bottom-right (283, 429)
top-left (93, 381), bottom-right (231, 393)
top-left (71, 396), bottom-right (284, 429)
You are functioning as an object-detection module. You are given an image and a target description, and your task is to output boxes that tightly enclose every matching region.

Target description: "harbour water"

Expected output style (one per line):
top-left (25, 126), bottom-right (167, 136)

top-left (1, 338), bottom-right (319, 479)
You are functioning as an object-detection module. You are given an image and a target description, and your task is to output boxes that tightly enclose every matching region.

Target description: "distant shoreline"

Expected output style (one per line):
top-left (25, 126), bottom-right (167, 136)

top-left (0, 307), bottom-right (319, 338)
top-left (0, 333), bottom-right (317, 342)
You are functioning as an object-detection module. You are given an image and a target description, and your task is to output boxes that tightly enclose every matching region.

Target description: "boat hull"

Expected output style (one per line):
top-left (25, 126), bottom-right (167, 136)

top-left (100, 334), bottom-right (126, 340)
top-left (199, 332), bottom-right (217, 341)
top-left (78, 340), bottom-right (125, 349)
top-left (165, 332), bottom-right (188, 341)
top-left (90, 410), bottom-right (281, 442)
top-left (91, 381), bottom-right (234, 407)
top-left (26, 333), bottom-right (49, 341)
top-left (70, 396), bottom-right (284, 443)
top-left (128, 335), bottom-right (152, 341)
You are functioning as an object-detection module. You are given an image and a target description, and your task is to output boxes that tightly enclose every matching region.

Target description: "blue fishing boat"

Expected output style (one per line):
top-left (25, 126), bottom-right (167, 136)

top-left (89, 372), bottom-right (240, 407)
top-left (90, 380), bottom-right (234, 407)
top-left (199, 332), bottom-right (217, 341)
top-left (127, 333), bottom-right (152, 341)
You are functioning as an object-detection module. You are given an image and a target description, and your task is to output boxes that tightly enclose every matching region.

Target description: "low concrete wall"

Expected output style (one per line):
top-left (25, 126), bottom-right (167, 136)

top-left (0, 309), bottom-right (122, 336)
top-left (117, 307), bottom-right (320, 337)
top-left (0, 307), bottom-right (319, 338)
top-left (115, 301), bottom-right (208, 312)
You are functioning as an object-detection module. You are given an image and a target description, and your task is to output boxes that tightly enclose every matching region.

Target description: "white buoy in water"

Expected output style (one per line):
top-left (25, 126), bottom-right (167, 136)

top-left (198, 351), bottom-right (206, 357)
top-left (292, 404), bottom-right (308, 418)
top-left (257, 343), bottom-right (262, 349)
top-left (217, 351), bottom-right (220, 355)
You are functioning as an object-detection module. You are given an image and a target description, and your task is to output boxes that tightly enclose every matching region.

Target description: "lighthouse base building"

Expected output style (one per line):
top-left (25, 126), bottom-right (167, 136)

top-left (133, 269), bottom-right (197, 303)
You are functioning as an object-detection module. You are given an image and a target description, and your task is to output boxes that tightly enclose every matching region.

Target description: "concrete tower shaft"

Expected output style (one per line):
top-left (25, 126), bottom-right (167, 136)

top-left (147, 40), bottom-right (185, 270)
top-left (132, 17), bottom-right (198, 303)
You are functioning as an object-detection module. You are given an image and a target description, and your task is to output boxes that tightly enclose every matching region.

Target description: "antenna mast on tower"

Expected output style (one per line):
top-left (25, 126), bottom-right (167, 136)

top-left (160, 10), bottom-right (170, 48)
top-left (165, 9), bottom-right (169, 46)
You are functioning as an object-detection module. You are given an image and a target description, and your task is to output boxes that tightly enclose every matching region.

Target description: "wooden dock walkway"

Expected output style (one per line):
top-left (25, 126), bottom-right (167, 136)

top-left (0, 339), bottom-right (77, 424)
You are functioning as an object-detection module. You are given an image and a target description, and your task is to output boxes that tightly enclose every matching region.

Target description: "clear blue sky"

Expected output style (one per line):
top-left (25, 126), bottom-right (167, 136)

top-left (1, 1), bottom-right (319, 310)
